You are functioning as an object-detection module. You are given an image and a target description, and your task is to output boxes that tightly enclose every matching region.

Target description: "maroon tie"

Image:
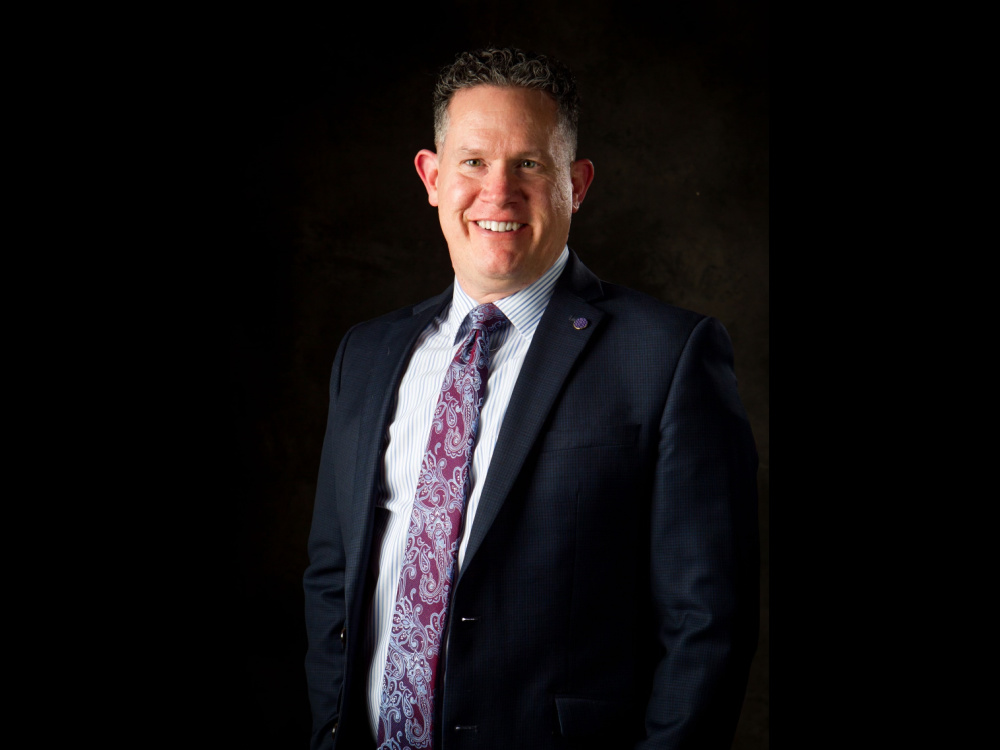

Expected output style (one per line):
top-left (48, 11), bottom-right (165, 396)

top-left (376, 303), bottom-right (508, 750)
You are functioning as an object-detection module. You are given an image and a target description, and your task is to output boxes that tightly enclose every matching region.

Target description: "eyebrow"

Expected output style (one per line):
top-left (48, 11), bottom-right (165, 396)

top-left (454, 147), bottom-right (546, 160)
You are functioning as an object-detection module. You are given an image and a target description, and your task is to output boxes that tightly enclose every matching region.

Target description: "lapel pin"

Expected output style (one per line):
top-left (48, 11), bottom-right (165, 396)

top-left (572, 317), bottom-right (589, 330)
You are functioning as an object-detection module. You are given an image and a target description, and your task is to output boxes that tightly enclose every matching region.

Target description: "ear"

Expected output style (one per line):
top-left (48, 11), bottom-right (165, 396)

top-left (414, 149), bottom-right (441, 207)
top-left (569, 158), bottom-right (595, 213)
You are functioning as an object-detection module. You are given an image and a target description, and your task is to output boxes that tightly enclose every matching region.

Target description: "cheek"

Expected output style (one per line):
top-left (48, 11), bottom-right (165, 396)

top-left (537, 174), bottom-right (572, 206)
top-left (535, 189), bottom-right (572, 225)
top-left (441, 176), bottom-right (478, 210)
top-left (552, 176), bottom-right (575, 208)
top-left (438, 190), bottom-right (472, 237)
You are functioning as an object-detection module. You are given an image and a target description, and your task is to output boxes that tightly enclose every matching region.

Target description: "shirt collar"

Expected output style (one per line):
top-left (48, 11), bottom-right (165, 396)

top-left (448, 246), bottom-right (569, 344)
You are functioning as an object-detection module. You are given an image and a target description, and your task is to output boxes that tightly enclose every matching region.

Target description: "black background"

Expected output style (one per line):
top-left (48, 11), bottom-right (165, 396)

top-left (213, 2), bottom-right (768, 746)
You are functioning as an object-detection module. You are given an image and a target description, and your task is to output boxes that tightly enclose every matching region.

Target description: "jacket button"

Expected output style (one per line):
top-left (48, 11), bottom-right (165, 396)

top-left (331, 722), bottom-right (338, 736)
top-left (340, 627), bottom-right (347, 646)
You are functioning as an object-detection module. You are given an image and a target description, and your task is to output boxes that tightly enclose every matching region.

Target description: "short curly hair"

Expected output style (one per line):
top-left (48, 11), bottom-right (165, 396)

top-left (433, 47), bottom-right (581, 158)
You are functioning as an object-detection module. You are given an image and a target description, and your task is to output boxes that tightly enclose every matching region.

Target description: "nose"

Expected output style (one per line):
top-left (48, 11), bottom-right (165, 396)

top-left (480, 164), bottom-right (520, 206)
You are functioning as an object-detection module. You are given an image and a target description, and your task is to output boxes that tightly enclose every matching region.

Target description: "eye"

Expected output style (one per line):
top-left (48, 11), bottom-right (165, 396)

top-left (520, 160), bottom-right (538, 168)
top-left (463, 159), bottom-right (484, 167)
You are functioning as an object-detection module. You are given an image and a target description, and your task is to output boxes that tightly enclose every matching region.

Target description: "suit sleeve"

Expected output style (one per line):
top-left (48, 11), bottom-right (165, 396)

top-left (639, 316), bottom-right (760, 748)
top-left (304, 329), bottom-right (353, 750)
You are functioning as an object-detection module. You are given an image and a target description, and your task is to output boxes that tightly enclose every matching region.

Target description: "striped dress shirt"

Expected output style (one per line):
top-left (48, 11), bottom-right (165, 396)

top-left (365, 247), bottom-right (570, 737)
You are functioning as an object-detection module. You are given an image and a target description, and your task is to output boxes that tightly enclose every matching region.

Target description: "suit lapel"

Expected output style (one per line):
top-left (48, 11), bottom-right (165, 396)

top-left (459, 253), bottom-right (605, 574)
top-left (343, 289), bottom-right (452, 612)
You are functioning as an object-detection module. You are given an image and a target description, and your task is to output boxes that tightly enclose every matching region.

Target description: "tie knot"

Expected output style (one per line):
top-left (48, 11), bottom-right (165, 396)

top-left (471, 303), bottom-right (508, 332)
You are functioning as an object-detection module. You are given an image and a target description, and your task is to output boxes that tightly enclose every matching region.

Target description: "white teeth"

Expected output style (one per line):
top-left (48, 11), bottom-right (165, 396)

top-left (476, 220), bottom-right (522, 232)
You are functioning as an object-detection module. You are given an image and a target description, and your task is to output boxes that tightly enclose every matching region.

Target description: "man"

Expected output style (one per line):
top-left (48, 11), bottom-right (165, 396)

top-left (305, 48), bottom-right (758, 750)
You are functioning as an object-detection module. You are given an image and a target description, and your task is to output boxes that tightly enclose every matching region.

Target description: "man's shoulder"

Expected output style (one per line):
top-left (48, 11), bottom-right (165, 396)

top-left (561, 250), bottom-right (707, 335)
top-left (596, 280), bottom-right (704, 323)
top-left (579, 278), bottom-right (712, 349)
top-left (338, 287), bottom-right (451, 347)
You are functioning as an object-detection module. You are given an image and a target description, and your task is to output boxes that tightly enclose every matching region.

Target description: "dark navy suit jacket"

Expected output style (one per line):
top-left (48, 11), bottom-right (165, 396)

top-left (304, 251), bottom-right (759, 749)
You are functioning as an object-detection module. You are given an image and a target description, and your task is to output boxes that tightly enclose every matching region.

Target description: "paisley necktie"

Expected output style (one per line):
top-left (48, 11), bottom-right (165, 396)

top-left (376, 303), bottom-right (508, 750)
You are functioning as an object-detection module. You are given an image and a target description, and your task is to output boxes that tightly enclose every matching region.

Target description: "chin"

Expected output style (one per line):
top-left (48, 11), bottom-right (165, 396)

top-left (475, 255), bottom-right (524, 283)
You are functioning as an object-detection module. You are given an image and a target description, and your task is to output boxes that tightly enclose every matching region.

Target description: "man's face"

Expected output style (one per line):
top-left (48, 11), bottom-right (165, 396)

top-left (415, 85), bottom-right (594, 303)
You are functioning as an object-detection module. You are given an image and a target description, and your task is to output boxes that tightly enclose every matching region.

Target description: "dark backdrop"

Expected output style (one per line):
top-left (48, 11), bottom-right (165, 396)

top-left (218, 2), bottom-right (768, 747)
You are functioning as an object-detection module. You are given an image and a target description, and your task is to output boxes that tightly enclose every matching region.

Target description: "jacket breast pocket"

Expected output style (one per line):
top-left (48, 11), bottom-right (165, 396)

top-left (538, 424), bottom-right (639, 453)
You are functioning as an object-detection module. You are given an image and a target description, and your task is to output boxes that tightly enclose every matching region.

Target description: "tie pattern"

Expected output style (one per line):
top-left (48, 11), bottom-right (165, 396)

top-left (376, 303), bottom-right (508, 750)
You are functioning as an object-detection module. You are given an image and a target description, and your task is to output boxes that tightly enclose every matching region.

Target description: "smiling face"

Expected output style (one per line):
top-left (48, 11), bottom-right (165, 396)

top-left (415, 85), bottom-right (594, 303)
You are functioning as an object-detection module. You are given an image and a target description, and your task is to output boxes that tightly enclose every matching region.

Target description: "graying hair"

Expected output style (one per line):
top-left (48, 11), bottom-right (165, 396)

top-left (432, 47), bottom-right (581, 159)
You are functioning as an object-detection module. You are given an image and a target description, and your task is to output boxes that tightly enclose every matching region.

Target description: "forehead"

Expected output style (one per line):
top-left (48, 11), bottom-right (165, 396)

top-left (443, 85), bottom-right (562, 151)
